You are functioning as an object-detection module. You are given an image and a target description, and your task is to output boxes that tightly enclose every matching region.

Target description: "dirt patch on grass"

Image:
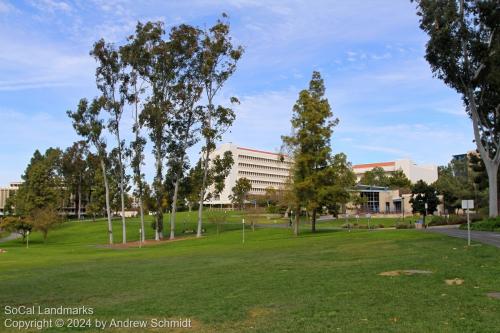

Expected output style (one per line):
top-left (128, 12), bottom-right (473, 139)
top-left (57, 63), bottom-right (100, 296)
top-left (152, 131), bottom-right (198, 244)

top-left (0, 249), bottom-right (7, 253)
top-left (95, 236), bottom-right (200, 249)
top-left (486, 292), bottom-right (500, 299)
top-left (445, 278), bottom-right (464, 285)
top-left (379, 270), bottom-right (432, 276)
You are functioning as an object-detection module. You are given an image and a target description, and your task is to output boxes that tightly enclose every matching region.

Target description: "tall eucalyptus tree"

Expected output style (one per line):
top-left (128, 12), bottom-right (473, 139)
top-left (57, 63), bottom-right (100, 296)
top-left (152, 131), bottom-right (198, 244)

top-left (414, 0), bottom-right (500, 216)
top-left (196, 16), bottom-right (243, 237)
top-left (68, 98), bottom-right (114, 244)
top-left (91, 40), bottom-right (130, 243)
top-left (166, 24), bottom-right (204, 240)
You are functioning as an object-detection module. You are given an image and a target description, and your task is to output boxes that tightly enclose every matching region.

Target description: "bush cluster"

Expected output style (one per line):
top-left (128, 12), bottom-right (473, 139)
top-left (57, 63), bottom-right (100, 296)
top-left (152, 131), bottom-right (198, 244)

top-left (459, 217), bottom-right (500, 232)
top-left (427, 214), bottom-right (483, 226)
top-left (395, 223), bottom-right (415, 229)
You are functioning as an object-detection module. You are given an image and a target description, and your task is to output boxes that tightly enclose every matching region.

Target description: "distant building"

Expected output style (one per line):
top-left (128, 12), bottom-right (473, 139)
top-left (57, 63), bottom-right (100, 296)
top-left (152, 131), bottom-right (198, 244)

top-left (348, 184), bottom-right (444, 215)
top-left (205, 143), bottom-right (292, 206)
top-left (0, 182), bottom-right (22, 215)
top-left (352, 159), bottom-right (438, 184)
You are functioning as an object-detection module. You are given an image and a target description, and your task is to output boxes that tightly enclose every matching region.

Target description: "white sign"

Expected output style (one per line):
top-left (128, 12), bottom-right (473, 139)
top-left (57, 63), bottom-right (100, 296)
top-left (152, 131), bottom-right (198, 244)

top-left (461, 200), bottom-right (474, 210)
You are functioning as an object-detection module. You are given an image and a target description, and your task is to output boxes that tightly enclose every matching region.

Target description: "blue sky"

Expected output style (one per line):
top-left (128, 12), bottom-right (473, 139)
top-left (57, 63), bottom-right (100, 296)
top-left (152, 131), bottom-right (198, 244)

top-left (0, 0), bottom-right (475, 185)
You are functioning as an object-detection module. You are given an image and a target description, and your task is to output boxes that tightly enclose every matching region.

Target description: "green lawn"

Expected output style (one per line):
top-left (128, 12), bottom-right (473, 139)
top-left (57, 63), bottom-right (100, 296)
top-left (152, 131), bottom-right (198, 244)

top-left (0, 230), bottom-right (9, 239)
top-left (1, 212), bottom-right (500, 332)
top-left (314, 216), bottom-right (420, 229)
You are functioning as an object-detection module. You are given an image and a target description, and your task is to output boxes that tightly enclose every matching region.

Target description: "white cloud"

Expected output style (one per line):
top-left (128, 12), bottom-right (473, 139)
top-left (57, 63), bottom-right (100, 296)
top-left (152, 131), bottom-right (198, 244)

top-left (0, 34), bottom-right (94, 90)
top-left (0, 0), bottom-right (14, 13)
top-left (30, 0), bottom-right (72, 13)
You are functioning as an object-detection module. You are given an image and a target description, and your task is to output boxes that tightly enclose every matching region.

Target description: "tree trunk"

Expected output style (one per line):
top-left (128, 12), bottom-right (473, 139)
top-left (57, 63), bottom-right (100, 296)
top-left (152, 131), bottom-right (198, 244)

top-left (116, 131), bottom-right (127, 244)
top-left (465, 68), bottom-right (500, 218)
top-left (170, 178), bottom-right (180, 240)
top-left (139, 196), bottom-right (145, 242)
top-left (155, 147), bottom-right (163, 240)
top-left (100, 159), bottom-right (113, 245)
top-left (197, 144), bottom-right (211, 238)
top-left (77, 180), bottom-right (82, 220)
top-left (294, 206), bottom-right (300, 236)
top-left (311, 210), bottom-right (316, 233)
top-left (485, 160), bottom-right (499, 217)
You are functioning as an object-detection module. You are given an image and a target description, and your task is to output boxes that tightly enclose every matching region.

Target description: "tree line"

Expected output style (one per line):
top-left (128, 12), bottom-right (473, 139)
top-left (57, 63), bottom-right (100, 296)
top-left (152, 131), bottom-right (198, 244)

top-left (3, 15), bottom-right (242, 244)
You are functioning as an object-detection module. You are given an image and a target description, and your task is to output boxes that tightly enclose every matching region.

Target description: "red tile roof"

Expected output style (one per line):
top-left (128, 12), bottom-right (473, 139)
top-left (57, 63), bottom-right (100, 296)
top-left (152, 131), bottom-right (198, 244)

top-left (352, 161), bottom-right (395, 169)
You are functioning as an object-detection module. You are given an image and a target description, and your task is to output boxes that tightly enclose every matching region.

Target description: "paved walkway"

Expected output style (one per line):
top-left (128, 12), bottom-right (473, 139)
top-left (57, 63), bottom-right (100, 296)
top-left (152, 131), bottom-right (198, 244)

top-left (0, 232), bottom-right (21, 243)
top-left (425, 226), bottom-right (500, 248)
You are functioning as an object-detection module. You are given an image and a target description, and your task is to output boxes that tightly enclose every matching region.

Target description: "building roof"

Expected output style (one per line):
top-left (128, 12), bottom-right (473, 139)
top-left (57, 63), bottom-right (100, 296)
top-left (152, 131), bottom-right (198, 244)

top-left (352, 161), bottom-right (395, 169)
top-left (237, 146), bottom-right (288, 157)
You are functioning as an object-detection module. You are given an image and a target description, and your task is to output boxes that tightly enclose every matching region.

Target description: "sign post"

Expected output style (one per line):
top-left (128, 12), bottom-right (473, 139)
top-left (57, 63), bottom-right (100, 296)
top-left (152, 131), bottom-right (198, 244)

top-left (461, 200), bottom-right (474, 246)
top-left (242, 219), bottom-right (245, 244)
top-left (26, 230), bottom-right (30, 249)
top-left (139, 228), bottom-right (142, 248)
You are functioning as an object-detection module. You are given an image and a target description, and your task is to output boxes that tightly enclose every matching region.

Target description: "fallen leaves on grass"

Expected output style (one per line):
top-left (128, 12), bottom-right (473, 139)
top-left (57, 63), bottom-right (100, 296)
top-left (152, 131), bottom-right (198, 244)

top-left (379, 270), bottom-right (432, 276)
top-left (445, 278), bottom-right (464, 286)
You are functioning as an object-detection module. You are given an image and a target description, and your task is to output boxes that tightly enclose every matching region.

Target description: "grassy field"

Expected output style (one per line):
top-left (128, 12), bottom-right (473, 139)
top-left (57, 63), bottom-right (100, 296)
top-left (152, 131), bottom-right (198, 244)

top-left (1, 211), bottom-right (500, 332)
top-left (314, 216), bottom-right (420, 229)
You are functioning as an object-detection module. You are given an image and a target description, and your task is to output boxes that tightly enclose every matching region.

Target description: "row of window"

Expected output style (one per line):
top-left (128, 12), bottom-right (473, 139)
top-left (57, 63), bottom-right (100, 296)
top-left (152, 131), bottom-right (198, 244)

top-left (238, 170), bottom-right (288, 179)
top-left (238, 162), bottom-right (290, 173)
top-left (249, 187), bottom-right (276, 193)
top-left (238, 154), bottom-right (292, 166)
top-left (248, 179), bottom-right (285, 187)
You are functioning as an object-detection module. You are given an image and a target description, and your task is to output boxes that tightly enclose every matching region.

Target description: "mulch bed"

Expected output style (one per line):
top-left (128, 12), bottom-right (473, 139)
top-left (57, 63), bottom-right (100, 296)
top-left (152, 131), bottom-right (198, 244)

top-left (95, 236), bottom-right (200, 249)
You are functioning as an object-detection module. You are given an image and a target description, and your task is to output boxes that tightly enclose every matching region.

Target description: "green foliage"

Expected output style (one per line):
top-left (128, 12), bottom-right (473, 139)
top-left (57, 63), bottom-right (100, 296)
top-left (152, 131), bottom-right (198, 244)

top-left (282, 71), bottom-right (353, 232)
top-left (359, 167), bottom-right (389, 187)
top-left (13, 148), bottom-right (63, 215)
top-left (414, 0), bottom-right (500, 217)
top-left (434, 159), bottom-right (476, 213)
top-left (459, 217), bottom-right (500, 231)
top-left (230, 177), bottom-right (252, 209)
top-left (0, 216), bottom-right (32, 240)
top-left (388, 170), bottom-right (412, 190)
top-left (409, 180), bottom-right (440, 221)
top-left (359, 167), bottom-right (411, 190)
top-left (29, 207), bottom-right (62, 241)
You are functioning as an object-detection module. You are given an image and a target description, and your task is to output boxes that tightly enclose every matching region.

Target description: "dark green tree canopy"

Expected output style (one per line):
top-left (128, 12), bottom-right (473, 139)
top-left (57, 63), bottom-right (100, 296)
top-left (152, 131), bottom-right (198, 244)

top-left (230, 177), bottom-right (252, 209)
top-left (409, 180), bottom-right (440, 217)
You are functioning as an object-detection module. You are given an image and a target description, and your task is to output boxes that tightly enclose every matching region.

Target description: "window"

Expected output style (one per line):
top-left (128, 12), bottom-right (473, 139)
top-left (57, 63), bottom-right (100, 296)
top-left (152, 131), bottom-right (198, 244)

top-left (361, 191), bottom-right (379, 213)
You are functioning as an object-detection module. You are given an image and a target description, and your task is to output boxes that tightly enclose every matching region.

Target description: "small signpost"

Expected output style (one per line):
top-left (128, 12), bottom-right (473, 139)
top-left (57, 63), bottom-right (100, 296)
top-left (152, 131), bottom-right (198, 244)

top-left (366, 214), bottom-right (371, 230)
top-left (462, 200), bottom-right (474, 246)
top-left (242, 219), bottom-right (245, 244)
top-left (139, 228), bottom-right (142, 249)
top-left (26, 230), bottom-right (30, 249)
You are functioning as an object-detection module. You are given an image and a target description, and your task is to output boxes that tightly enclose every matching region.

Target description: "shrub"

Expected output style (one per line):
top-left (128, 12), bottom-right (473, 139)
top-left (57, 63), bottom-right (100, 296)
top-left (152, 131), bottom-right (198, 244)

top-left (460, 217), bottom-right (500, 231)
top-left (428, 215), bottom-right (469, 226)
top-left (395, 223), bottom-right (415, 229)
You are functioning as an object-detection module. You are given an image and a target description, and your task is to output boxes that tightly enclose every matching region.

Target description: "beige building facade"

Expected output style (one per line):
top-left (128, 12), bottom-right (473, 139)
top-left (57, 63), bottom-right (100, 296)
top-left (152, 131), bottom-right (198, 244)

top-left (206, 143), bottom-right (292, 205)
top-left (0, 182), bottom-right (22, 214)
top-left (352, 159), bottom-right (438, 184)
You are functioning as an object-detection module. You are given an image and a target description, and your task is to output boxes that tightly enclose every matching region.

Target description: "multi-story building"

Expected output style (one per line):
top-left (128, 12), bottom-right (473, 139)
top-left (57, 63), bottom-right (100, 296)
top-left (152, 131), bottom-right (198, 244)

top-left (352, 159), bottom-right (438, 184)
top-left (206, 143), bottom-right (292, 206)
top-left (0, 182), bottom-right (22, 215)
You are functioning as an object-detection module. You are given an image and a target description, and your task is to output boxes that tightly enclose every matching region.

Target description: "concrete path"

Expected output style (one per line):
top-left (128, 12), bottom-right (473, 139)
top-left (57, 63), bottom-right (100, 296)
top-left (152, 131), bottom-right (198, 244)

top-left (425, 226), bottom-right (500, 248)
top-left (0, 232), bottom-right (21, 243)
